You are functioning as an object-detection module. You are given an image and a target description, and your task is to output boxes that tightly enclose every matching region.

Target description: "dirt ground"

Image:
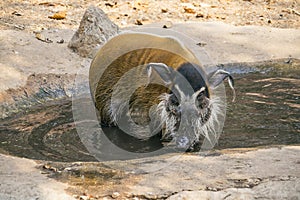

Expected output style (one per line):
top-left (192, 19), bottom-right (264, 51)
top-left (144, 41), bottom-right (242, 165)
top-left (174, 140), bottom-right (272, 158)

top-left (0, 0), bottom-right (299, 32)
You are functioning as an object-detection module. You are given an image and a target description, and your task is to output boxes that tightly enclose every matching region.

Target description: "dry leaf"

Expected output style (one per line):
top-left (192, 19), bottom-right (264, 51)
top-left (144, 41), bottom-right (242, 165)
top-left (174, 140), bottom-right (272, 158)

top-left (184, 7), bottom-right (196, 14)
top-left (48, 11), bottom-right (66, 20)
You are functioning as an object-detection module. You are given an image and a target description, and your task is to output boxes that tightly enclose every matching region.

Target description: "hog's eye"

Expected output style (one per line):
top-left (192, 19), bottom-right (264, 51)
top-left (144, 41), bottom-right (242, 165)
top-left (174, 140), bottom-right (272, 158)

top-left (195, 92), bottom-right (209, 109)
top-left (169, 94), bottom-right (179, 107)
top-left (167, 94), bottom-right (179, 114)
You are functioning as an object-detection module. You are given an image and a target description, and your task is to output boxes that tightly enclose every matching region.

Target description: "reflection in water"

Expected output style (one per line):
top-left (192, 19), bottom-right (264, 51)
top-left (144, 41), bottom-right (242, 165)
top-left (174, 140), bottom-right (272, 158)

top-left (220, 70), bottom-right (300, 149)
top-left (101, 126), bottom-right (163, 153)
top-left (0, 100), bottom-right (96, 161)
top-left (0, 64), bottom-right (299, 161)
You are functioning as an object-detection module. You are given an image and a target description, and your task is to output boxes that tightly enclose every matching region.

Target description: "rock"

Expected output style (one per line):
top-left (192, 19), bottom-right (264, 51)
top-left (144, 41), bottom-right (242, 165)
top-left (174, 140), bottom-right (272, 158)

top-left (68, 6), bottom-right (119, 58)
top-left (129, 147), bottom-right (300, 200)
top-left (0, 154), bottom-right (75, 200)
top-left (111, 192), bottom-right (120, 198)
top-left (0, 73), bottom-right (87, 119)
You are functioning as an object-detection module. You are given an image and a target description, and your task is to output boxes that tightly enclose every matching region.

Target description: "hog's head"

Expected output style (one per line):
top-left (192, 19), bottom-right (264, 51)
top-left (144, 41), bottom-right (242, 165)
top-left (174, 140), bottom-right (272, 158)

top-left (147, 63), bottom-right (235, 150)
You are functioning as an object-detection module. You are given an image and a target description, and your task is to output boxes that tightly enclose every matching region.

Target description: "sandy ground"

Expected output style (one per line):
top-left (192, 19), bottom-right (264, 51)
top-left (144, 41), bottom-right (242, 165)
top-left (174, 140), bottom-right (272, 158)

top-left (1, 22), bottom-right (299, 94)
top-left (0, 0), bottom-right (300, 32)
top-left (0, 0), bottom-right (300, 200)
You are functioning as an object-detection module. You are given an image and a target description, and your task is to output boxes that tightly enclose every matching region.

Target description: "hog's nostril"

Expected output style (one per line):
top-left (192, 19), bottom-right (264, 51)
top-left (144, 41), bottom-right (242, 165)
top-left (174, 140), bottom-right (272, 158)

top-left (176, 136), bottom-right (190, 148)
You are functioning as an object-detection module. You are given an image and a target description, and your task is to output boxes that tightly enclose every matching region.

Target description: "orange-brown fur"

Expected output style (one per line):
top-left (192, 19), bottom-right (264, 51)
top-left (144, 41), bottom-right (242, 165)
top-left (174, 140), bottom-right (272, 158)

top-left (89, 33), bottom-right (203, 126)
top-left (94, 48), bottom-right (191, 125)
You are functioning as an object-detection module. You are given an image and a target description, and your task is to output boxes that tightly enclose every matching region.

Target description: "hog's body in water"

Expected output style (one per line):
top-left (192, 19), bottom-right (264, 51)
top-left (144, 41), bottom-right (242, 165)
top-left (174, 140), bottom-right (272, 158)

top-left (89, 33), bottom-right (233, 150)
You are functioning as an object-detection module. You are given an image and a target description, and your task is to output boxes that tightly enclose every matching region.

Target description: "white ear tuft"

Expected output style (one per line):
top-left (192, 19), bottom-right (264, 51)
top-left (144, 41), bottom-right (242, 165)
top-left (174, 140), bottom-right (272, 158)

top-left (146, 63), bottom-right (173, 85)
top-left (209, 69), bottom-right (236, 102)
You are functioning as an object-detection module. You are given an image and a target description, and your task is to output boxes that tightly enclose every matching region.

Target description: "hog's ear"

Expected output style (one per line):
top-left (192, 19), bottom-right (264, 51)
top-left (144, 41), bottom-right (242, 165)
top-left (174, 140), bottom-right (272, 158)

top-left (208, 69), bottom-right (236, 102)
top-left (147, 63), bottom-right (174, 85)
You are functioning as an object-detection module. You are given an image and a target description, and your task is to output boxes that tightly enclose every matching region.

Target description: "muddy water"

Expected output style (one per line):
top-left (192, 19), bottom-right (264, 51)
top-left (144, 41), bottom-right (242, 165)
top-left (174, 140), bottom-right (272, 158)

top-left (0, 99), bottom-right (96, 161)
top-left (220, 64), bottom-right (300, 149)
top-left (0, 63), bottom-right (299, 161)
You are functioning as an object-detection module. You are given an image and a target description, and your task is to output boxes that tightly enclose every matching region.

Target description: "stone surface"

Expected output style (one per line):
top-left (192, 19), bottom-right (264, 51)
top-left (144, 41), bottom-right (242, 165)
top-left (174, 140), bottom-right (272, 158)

top-left (0, 29), bottom-right (85, 93)
top-left (0, 154), bottom-right (75, 200)
top-left (68, 6), bottom-right (119, 58)
top-left (0, 73), bottom-right (88, 119)
top-left (127, 146), bottom-right (300, 200)
top-left (1, 146), bottom-right (299, 200)
top-left (167, 181), bottom-right (300, 200)
top-left (136, 22), bottom-right (300, 66)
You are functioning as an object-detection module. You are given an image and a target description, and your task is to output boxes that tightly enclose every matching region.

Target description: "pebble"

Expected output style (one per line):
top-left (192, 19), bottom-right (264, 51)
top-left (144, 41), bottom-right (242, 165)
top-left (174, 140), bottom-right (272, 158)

top-left (163, 21), bottom-right (173, 29)
top-left (196, 13), bottom-right (204, 18)
top-left (112, 192), bottom-right (120, 198)
top-left (161, 8), bottom-right (168, 13)
top-left (135, 19), bottom-right (143, 25)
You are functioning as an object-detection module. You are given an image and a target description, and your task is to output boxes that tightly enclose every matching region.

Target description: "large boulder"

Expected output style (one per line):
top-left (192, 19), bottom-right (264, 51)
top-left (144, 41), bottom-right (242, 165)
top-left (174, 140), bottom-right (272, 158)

top-left (68, 6), bottom-right (119, 58)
